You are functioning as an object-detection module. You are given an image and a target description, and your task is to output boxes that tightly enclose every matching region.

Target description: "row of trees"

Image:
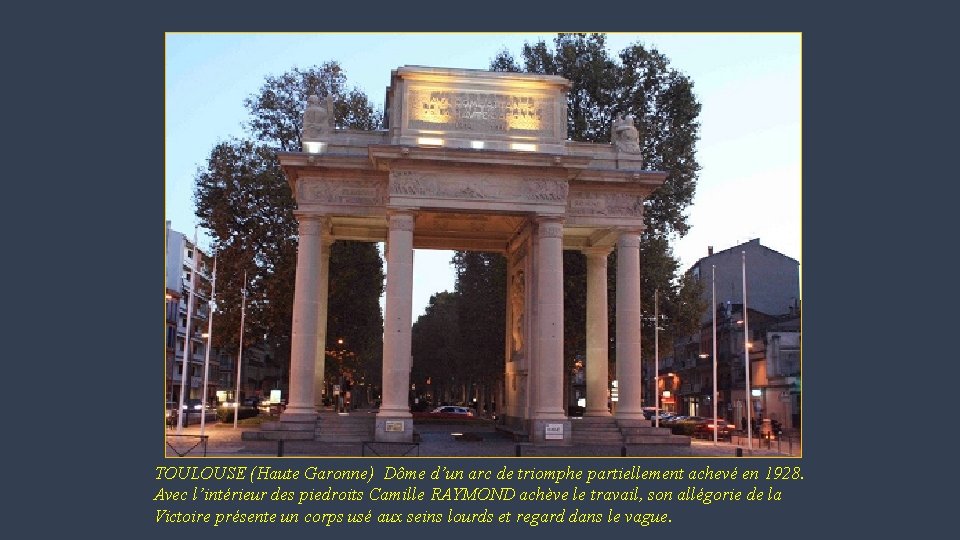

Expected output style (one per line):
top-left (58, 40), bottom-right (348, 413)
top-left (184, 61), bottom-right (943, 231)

top-left (191, 34), bottom-right (706, 405)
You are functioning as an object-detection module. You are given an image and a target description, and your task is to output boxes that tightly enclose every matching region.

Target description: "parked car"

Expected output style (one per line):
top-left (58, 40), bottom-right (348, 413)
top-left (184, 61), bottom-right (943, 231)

top-left (429, 406), bottom-right (474, 417)
top-left (165, 401), bottom-right (178, 426)
top-left (693, 418), bottom-right (737, 440)
top-left (182, 399), bottom-right (204, 411)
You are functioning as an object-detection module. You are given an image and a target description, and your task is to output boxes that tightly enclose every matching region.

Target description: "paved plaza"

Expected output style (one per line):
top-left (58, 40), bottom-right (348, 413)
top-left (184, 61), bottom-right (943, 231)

top-left (165, 414), bottom-right (799, 458)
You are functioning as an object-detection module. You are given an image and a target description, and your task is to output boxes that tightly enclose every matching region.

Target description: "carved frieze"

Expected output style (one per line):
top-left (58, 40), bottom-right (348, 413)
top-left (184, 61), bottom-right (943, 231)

top-left (567, 190), bottom-right (645, 218)
top-left (510, 270), bottom-right (525, 353)
top-left (389, 171), bottom-right (567, 205)
top-left (298, 178), bottom-right (387, 206)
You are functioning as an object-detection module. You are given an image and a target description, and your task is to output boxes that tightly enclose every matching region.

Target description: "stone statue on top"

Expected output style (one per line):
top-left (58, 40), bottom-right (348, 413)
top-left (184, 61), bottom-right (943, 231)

top-left (302, 94), bottom-right (335, 140)
top-left (612, 114), bottom-right (641, 154)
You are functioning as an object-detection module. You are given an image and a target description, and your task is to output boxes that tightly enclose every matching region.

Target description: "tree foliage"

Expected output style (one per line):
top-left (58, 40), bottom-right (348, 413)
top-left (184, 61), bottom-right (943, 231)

top-left (194, 63), bottom-right (385, 388)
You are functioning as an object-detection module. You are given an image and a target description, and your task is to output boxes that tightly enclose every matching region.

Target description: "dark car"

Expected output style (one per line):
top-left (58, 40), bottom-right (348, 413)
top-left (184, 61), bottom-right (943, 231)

top-left (693, 418), bottom-right (737, 440)
top-left (182, 399), bottom-right (204, 412)
top-left (425, 406), bottom-right (475, 418)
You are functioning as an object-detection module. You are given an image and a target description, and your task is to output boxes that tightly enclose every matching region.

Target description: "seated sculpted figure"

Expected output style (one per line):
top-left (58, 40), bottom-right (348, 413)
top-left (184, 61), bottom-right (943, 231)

top-left (303, 94), bottom-right (334, 140)
top-left (612, 114), bottom-right (641, 154)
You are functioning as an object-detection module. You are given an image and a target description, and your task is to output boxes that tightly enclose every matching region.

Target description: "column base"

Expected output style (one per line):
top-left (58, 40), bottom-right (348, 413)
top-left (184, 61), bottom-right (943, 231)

top-left (530, 418), bottom-right (572, 445)
top-left (615, 411), bottom-right (646, 421)
top-left (374, 416), bottom-right (414, 443)
top-left (584, 409), bottom-right (612, 417)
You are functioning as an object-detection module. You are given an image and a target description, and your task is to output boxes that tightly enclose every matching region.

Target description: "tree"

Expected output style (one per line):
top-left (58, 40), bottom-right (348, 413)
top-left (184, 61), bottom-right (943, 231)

top-left (194, 63), bottom-right (384, 393)
top-left (411, 292), bottom-right (461, 406)
top-left (490, 33), bottom-right (704, 376)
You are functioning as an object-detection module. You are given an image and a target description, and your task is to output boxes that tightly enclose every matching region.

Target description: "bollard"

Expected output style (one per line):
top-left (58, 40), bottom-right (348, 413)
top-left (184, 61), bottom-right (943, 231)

top-left (736, 447), bottom-right (743, 457)
top-left (515, 444), bottom-right (521, 457)
top-left (621, 445), bottom-right (627, 457)
top-left (278, 440), bottom-right (284, 457)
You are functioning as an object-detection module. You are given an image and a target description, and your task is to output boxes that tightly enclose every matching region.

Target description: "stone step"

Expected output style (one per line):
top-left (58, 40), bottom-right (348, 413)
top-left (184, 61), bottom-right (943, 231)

top-left (624, 434), bottom-right (691, 445)
top-left (316, 415), bottom-right (374, 442)
top-left (241, 430), bottom-right (315, 441)
top-left (620, 426), bottom-right (675, 437)
top-left (260, 421), bottom-right (316, 432)
top-left (574, 416), bottom-right (618, 424)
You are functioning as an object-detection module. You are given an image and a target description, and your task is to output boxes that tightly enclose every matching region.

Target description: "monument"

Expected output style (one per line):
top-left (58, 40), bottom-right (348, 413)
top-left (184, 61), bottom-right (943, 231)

top-left (258, 66), bottom-right (673, 445)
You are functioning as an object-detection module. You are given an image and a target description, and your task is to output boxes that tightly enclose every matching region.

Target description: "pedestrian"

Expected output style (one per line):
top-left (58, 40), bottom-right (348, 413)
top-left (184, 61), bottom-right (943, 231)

top-left (741, 416), bottom-right (747, 431)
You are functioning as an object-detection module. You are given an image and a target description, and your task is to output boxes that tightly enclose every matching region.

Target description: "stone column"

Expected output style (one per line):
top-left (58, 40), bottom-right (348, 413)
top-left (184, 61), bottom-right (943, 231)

top-left (584, 247), bottom-right (612, 416)
top-left (532, 217), bottom-right (569, 442)
top-left (281, 214), bottom-right (323, 423)
top-left (376, 211), bottom-right (415, 441)
top-left (615, 231), bottom-right (644, 419)
top-left (313, 237), bottom-right (332, 410)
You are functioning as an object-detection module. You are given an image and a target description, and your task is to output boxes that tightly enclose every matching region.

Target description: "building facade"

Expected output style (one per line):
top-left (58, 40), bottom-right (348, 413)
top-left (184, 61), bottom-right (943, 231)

top-left (669, 239), bottom-right (801, 431)
top-left (165, 222), bottom-right (218, 404)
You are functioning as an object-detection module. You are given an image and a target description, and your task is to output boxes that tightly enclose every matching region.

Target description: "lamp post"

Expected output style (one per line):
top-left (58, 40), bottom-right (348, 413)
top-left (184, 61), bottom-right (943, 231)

top-left (712, 264), bottom-right (718, 445)
top-left (233, 271), bottom-right (246, 429)
top-left (176, 230), bottom-right (199, 434)
top-left (742, 251), bottom-right (752, 450)
top-left (654, 288), bottom-right (660, 428)
top-left (200, 254), bottom-right (216, 436)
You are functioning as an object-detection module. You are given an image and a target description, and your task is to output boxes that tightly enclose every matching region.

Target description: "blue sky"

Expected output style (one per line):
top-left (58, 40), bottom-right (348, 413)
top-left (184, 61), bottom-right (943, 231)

top-left (165, 32), bottom-right (801, 318)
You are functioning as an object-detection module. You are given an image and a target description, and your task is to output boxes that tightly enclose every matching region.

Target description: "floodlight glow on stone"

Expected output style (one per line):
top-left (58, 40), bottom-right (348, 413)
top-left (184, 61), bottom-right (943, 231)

top-left (304, 141), bottom-right (326, 154)
top-left (510, 143), bottom-right (537, 152)
top-left (417, 137), bottom-right (443, 146)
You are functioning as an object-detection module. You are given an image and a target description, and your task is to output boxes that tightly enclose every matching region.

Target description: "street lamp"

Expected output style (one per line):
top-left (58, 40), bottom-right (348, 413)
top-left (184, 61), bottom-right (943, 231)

top-left (233, 271), bottom-right (247, 428)
top-left (200, 255), bottom-right (216, 436)
top-left (176, 230), bottom-right (200, 434)
top-left (709, 265), bottom-right (718, 444)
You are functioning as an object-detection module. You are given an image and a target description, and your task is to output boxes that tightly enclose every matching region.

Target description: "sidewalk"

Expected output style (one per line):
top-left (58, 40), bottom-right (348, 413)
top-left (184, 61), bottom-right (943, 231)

top-left (165, 415), bottom-right (799, 458)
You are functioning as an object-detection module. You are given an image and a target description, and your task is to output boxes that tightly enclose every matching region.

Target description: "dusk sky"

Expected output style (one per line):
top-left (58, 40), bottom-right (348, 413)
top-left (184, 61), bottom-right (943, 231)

top-left (165, 33), bottom-right (801, 318)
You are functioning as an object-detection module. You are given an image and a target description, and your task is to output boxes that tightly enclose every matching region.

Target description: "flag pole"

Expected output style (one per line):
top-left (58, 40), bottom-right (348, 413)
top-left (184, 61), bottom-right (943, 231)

top-left (743, 251), bottom-right (752, 450)
top-left (200, 254), bottom-right (216, 436)
top-left (176, 229), bottom-right (199, 433)
top-left (654, 288), bottom-right (659, 428)
top-left (712, 264), bottom-right (718, 445)
top-left (234, 271), bottom-right (247, 428)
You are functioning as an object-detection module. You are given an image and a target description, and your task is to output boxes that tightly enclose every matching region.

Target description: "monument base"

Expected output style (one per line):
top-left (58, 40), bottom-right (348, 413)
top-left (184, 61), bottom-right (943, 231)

top-left (374, 416), bottom-right (414, 443)
top-left (530, 418), bottom-right (572, 445)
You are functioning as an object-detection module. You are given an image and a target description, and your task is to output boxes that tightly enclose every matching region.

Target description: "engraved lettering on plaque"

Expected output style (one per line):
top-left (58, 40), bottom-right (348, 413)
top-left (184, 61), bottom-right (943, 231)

top-left (407, 89), bottom-right (554, 136)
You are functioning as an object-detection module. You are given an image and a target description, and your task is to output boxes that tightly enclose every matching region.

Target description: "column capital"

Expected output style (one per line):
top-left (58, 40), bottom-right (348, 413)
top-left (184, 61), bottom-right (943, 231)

top-left (582, 246), bottom-right (613, 258)
top-left (617, 231), bottom-right (642, 248)
top-left (535, 216), bottom-right (564, 239)
top-left (294, 213), bottom-right (327, 236)
top-left (387, 210), bottom-right (416, 231)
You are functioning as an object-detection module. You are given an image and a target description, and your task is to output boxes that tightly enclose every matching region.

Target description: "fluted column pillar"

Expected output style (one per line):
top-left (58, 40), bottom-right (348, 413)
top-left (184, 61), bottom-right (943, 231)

top-left (281, 214), bottom-right (323, 422)
top-left (615, 231), bottom-right (644, 420)
top-left (376, 210), bottom-right (416, 441)
top-left (584, 247), bottom-right (612, 416)
top-left (313, 236), bottom-right (332, 410)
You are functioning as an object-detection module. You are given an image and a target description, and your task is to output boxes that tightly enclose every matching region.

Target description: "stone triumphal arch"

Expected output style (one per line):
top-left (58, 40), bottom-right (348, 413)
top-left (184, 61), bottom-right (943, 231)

top-left (273, 66), bottom-right (668, 444)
